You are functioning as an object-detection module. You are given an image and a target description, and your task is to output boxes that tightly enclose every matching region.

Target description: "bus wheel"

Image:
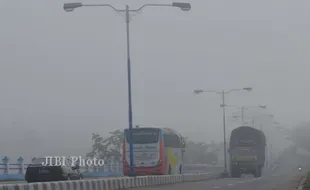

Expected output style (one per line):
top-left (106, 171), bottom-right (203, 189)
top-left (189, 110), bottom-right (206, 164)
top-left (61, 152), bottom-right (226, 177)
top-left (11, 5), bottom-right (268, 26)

top-left (168, 164), bottom-right (172, 175)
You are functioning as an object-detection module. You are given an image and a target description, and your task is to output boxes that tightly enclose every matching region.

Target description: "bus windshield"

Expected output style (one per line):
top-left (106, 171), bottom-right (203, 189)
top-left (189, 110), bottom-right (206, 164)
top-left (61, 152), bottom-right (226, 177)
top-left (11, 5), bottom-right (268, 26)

top-left (125, 128), bottom-right (159, 144)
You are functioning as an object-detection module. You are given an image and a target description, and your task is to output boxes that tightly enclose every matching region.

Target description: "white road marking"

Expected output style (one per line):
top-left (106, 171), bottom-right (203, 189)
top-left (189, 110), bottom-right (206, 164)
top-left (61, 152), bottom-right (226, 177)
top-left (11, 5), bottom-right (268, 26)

top-left (219, 176), bottom-right (265, 189)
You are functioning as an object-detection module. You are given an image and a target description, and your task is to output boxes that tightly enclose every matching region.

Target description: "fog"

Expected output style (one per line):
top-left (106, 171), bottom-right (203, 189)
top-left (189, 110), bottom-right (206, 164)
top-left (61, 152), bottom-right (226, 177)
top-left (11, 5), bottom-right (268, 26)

top-left (0, 0), bottom-right (308, 161)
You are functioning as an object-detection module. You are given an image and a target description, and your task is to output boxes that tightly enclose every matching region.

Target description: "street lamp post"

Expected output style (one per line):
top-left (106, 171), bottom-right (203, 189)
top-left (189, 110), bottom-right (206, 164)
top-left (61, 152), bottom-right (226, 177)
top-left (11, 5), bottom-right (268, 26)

top-left (241, 106), bottom-right (266, 124)
top-left (251, 113), bottom-right (273, 128)
top-left (193, 87), bottom-right (252, 175)
top-left (230, 105), bottom-right (267, 125)
top-left (228, 105), bottom-right (267, 125)
top-left (63, 2), bottom-right (191, 176)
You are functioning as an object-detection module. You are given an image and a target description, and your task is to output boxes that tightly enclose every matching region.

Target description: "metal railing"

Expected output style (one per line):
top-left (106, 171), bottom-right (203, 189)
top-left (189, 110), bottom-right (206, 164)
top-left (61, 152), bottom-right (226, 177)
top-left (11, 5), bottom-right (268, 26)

top-left (0, 157), bottom-right (224, 180)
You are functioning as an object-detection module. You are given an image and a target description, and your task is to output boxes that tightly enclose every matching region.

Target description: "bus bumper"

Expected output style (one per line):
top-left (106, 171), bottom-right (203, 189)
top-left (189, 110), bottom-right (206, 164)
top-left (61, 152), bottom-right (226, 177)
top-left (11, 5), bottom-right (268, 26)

top-left (123, 166), bottom-right (165, 176)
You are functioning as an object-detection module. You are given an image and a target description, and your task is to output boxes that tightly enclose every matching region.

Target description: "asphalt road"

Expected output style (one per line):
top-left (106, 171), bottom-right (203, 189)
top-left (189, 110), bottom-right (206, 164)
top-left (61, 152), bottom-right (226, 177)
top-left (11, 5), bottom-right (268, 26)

top-left (128, 172), bottom-right (303, 190)
top-left (129, 151), bottom-right (309, 190)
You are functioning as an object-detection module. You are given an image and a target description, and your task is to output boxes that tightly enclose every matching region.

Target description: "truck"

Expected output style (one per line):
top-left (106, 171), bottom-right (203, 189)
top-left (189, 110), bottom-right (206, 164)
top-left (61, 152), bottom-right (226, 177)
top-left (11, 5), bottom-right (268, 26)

top-left (228, 126), bottom-right (266, 178)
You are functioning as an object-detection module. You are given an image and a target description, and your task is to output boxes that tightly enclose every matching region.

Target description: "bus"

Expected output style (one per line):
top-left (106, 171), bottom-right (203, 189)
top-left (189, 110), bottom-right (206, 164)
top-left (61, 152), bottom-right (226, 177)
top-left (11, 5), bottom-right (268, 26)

top-left (122, 126), bottom-right (186, 175)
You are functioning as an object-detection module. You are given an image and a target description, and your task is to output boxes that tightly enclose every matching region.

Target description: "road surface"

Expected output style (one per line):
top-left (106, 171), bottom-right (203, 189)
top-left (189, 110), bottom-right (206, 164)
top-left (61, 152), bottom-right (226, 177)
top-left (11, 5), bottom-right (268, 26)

top-left (129, 151), bottom-right (308, 190)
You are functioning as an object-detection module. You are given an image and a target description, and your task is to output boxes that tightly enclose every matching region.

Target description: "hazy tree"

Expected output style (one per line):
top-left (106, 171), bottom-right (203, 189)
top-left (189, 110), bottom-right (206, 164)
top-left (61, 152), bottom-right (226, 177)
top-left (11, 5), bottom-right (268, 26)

top-left (293, 123), bottom-right (310, 152)
top-left (86, 130), bottom-right (123, 159)
top-left (183, 139), bottom-right (218, 164)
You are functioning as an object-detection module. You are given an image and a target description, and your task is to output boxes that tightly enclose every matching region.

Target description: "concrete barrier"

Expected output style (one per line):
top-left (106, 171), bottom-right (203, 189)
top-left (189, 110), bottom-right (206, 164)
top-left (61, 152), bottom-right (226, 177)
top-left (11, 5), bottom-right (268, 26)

top-left (0, 173), bottom-right (217, 190)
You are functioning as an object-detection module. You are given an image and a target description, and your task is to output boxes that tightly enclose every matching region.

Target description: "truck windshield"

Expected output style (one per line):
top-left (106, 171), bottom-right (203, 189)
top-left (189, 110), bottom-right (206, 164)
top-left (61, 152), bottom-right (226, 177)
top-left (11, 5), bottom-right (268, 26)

top-left (125, 128), bottom-right (159, 144)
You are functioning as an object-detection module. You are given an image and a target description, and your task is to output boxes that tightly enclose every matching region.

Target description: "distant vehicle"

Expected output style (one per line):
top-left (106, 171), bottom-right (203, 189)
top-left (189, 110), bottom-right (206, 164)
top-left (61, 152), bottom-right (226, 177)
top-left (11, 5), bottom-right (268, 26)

top-left (123, 127), bottom-right (186, 176)
top-left (25, 157), bottom-right (82, 183)
top-left (228, 126), bottom-right (266, 178)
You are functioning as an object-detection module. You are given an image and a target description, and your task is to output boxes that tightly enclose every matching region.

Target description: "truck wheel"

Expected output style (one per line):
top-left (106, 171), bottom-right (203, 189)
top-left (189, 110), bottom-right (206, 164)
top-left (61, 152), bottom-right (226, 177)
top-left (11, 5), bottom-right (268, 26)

top-left (258, 168), bottom-right (262, 177)
top-left (236, 171), bottom-right (241, 178)
top-left (168, 164), bottom-right (172, 175)
top-left (231, 169), bottom-right (236, 177)
top-left (231, 169), bottom-right (241, 178)
top-left (254, 168), bottom-right (261, 178)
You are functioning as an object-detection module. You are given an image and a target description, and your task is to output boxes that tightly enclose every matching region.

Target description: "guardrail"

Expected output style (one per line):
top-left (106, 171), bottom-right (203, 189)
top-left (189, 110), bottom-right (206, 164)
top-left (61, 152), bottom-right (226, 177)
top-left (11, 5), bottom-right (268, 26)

top-left (0, 161), bottom-right (224, 180)
top-left (0, 163), bottom-right (222, 174)
top-left (0, 157), bottom-right (222, 174)
top-left (0, 172), bottom-right (219, 190)
top-left (0, 163), bottom-right (124, 174)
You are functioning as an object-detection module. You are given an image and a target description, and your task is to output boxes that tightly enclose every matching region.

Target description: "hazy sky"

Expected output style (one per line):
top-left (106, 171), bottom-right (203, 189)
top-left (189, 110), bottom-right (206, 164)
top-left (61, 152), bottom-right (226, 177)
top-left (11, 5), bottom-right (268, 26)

top-left (0, 0), bottom-right (308, 158)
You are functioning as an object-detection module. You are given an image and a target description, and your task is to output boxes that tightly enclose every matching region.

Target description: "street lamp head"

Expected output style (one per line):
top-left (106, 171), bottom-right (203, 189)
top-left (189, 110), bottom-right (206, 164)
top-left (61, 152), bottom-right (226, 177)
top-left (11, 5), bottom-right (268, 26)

top-left (259, 105), bottom-right (267, 109)
top-left (243, 87), bottom-right (252, 91)
top-left (172, 2), bottom-right (191, 11)
top-left (63, 3), bottom-right (82, 12)
top-left (193, 89), bottom-right (203, 94)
